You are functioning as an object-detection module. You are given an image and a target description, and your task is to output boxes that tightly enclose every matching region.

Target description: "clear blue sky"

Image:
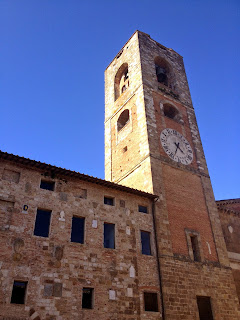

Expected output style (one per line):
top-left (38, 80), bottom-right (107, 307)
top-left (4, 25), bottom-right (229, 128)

top-left (1, 0), bottom-right (239, 200)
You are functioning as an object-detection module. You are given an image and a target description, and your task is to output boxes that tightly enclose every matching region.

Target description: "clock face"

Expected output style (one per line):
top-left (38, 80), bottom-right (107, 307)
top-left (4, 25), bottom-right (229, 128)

top-left (160, 128), bottom-right (193, 165)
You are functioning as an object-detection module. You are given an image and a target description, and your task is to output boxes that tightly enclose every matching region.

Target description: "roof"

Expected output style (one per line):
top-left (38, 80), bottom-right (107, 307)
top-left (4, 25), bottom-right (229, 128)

top-left (105, 30), bottom-right (180, 70)
top-left (216, 198), bottom-right (240, 216)
top-left (0, 150), bottom-right (157, 200)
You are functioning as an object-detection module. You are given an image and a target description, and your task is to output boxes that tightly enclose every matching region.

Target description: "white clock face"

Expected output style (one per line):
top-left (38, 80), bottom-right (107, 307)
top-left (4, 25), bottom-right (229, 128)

top-left (160, 128), bottom-right (193, 165)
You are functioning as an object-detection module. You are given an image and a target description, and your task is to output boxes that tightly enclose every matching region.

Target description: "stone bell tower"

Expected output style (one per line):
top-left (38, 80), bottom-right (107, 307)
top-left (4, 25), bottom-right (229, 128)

top-left (105, 31), bottom-right (240, 319)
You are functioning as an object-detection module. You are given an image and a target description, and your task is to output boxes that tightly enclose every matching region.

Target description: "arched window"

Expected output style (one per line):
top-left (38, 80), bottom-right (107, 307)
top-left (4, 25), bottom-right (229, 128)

top-left (114, 63), bottom-right (129, 100)
top-left (117, 109), bottom-right (129, 132)
top-left (154, 57), bottom-right (171, 88)
top-left (163, 103), bottom-right (179, 120)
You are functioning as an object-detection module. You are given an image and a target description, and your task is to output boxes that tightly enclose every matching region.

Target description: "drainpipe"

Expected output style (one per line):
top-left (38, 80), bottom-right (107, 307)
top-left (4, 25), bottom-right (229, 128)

top-left (152, 197), bottom-right (166, 320)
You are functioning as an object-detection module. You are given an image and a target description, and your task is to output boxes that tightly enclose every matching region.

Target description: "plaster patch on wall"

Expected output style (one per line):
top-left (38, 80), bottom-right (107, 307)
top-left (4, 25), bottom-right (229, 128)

top-left (109, 289), bottom-right (116, 300)
top-left (129, 265), bottom-right (135, 278)
top-left (126, 226), bottom-right (131, 235)
top-left (127, 287), bottom-right (133, 297)
top-left (92, 220), bottom-right (98, 228)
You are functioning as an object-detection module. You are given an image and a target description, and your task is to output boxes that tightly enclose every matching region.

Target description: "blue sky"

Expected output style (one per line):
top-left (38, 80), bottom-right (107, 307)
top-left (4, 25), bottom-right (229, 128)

top-left (1, 0), bottom-right (239, 200)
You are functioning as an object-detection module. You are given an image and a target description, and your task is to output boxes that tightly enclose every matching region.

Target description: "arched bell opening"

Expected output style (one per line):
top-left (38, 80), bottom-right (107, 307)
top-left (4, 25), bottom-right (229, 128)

top-left (117, 109), bottom-right (130, 132)
top-left (154, 57), bottom-right (172, 88)
top-left (114, 63), bottom-right (129, 101)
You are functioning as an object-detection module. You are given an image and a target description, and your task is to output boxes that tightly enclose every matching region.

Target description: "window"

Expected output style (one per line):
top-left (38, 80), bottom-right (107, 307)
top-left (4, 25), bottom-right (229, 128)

top-left (114, 63), bottom-right (129, 100)
top-left (104, 196), bottom-right (114, 206)
top-left (144, 292), bottom-right (158, 312)
top-left (154, 57), bottom-right (172, 88)
top-left (141, 231), bottom-right (151, 255)
top-left (190, 235), bottom-right (201, 262)
top-left (185, 229), bottom-right (202, 262)
top-left (138, 205), bottom-right (148, 214)
top-left (163, 104), bottom-right (178, 120)
top-left (71, 216), bottom-right (85, 244)
top-left (34, 209), bottom-right (51, 237)
top-left (117, 109), bottom-right (130, 132)
top-left (11, 281), bottom-right (28, 304)
top-left (104, 223), bottom-right (115, 249)
top-left (82, 288), bottom-right (94, 309)
top-left (197, 296), bottom-right (214, 320)
top-left (156, 65), bottom-right (168, 86)
top-left (40, 180), bottom-right (55, 191)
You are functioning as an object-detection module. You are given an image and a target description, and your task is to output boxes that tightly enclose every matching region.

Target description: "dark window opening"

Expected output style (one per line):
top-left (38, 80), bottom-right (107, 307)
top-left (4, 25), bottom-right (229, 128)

top-left (141, 231), bottom-right (151, 255)
top-left (144, 292), bottom-right (158, 312)
top-left (121, 85), bottom-right (126, 93)
top-left (163, 104), bottom-right (178, 120)
top-left (197, 296), bottom-right (214, 320)
top-left (104, 196), bottom-right (114, 206)
top-left (117, 109), bottom-right (129, 132)
top-left (34, 209), bottom-right (51, 237)
top-left (71, 216), bottom-right (85, 244)
top-left (124, 70), bottom-right (128, 81)
top-left (191, 235), bottom-right (201, 262)
top-left (11, 281), bottom-right (28, 304)
top-left (40, 180), bottom-right (55, 191)
top-left (82, 288), bottom-right (94, 309)
top-left (155, 65), bottom-right (168, 86)
top-left (138, 205), bottom-right (148, 214)
top-left (104, 223), bottom-right (115, 249)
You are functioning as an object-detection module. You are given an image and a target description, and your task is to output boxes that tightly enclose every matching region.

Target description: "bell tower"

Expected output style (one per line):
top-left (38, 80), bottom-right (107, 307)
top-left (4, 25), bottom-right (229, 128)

top-left (105, 31), bottom-right (240, 318)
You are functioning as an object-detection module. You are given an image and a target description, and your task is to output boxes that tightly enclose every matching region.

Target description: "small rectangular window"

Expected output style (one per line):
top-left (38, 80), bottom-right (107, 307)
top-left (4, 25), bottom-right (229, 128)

top-left (71, 216), bottom-right (85, 244)
top-left (82, 288), bottom-right (94, 309)
top-left (34, 209), bottom-right (51, 237)
top-left (190, 235), bottom-right (201, 262)
top-left (104, 196), bottom-right (114, 206)
top-left (11, 281), bottom-right (28, 304)
top-left (104, 223), bottom-right (115, 249)
top-left (197, 296), bottom-right (214, 320)
top-left (141, 231), bottom-right (151, 255)
top-left (144, 292), bottom-right (158, 312)
top-left (138, 205), bottom-right (148, 214)
top-left (40, 180), bottom-right (55, 191)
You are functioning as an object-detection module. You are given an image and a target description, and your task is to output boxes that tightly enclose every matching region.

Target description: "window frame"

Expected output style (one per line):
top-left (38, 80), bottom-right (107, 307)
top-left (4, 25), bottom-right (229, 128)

top-left (138, 205), bottom-right (148, 214)
top-left (33, 209), bottom-right (52, 238)
top-left (144, 291), bottom-right (159, 312)
top-left (40, 179), bottom-right (55, 191)
top-left (196, 296), bottom-right (214, 320)
top-left (10, 280), bottom-right (28, 305)
top-left (70, 216), bottom-right (85, 244)
top-left (140, 230), bottom-right (152, 256)
top-left (104, 222), bottom-right (115, 249)
top-left (82, 287), bottom-right (94, 309)
top-left (104, 196), bottom-right (115, 206)
top-left (185, 229), bottom-right (203, 262)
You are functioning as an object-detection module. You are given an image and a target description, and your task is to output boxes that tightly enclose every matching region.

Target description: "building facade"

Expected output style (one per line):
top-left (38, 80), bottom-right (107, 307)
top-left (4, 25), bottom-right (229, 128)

top-left (0, 31), bottom-right (239, 319)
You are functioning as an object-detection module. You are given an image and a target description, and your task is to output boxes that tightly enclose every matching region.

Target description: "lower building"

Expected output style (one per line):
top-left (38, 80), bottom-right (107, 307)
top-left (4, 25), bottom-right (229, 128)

top-left (0, 152), bottom-right (239, 319)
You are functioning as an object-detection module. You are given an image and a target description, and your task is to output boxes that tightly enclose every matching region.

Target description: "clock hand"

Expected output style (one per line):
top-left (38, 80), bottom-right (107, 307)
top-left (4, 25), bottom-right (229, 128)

top-left (178, 146), bottom-right (184, 153)
top-left (174, 142), bottom-right (180, 155)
